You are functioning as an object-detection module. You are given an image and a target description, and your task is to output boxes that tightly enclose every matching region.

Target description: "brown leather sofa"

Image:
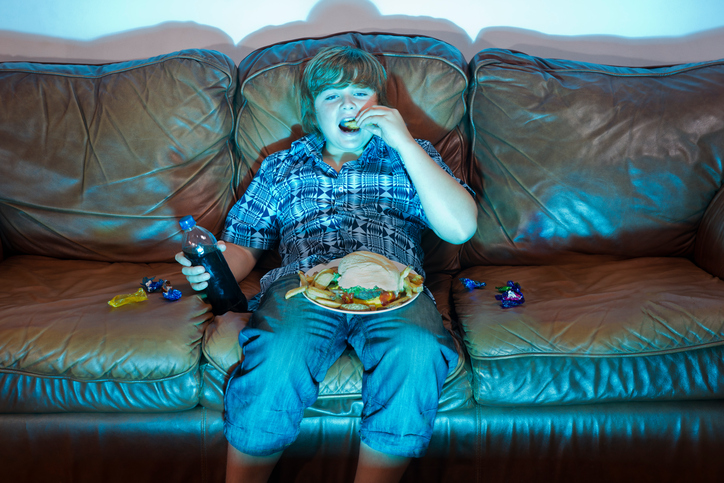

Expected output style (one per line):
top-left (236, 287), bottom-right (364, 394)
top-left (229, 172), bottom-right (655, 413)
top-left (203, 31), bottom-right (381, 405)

top-left (2, 32), bottom-right (724, 482)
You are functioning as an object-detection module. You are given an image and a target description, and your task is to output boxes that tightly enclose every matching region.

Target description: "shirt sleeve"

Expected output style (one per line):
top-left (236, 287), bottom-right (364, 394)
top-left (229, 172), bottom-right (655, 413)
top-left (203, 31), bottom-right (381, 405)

top-left (221, 156), bottom-right (281, 250)
top-left (416, 139), bottom-right (476, 198)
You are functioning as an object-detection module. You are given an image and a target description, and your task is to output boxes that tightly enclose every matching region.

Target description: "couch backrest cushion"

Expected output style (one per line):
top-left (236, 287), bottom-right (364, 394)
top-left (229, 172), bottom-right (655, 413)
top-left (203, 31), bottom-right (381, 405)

top-left (0, 50), bottom-right (237, 262)
top-left (234, 32), bottom-right (469, 273)
top-left (463, 49), bottom-right (724, 267)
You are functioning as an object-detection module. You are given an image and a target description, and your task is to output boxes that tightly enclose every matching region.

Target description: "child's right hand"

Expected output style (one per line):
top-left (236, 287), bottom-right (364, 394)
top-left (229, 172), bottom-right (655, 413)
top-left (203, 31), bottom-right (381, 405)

top-left (175, 242), bottom-right (227, 291)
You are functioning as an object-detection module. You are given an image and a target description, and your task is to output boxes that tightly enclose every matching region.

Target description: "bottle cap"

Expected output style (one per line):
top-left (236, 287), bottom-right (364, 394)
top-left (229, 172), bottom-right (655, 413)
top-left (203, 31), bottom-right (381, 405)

top-left (179, 215), bottom-right (196, 231)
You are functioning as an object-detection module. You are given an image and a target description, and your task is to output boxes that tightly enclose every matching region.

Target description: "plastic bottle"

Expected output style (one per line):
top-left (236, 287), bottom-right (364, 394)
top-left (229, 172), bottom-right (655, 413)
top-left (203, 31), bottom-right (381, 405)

top-left (179, 215), bottom-right (247, 315)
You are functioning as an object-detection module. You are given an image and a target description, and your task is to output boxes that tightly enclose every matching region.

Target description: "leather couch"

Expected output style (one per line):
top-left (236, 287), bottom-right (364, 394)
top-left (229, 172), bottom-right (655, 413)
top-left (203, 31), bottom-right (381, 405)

top-left (1, 32), bottom-right (724, 482)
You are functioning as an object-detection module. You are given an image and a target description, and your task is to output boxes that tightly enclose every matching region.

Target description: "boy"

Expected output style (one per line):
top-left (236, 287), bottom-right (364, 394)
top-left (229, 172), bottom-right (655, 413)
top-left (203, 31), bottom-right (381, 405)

top-left (177, 46), bottom-right (477, 483)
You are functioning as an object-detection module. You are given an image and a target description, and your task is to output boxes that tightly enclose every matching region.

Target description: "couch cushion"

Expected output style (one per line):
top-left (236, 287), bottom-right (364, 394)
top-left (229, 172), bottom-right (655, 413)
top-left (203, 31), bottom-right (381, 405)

top-left (463, 49), bottom-right (724, 266)
top-left (200, 268), bottom-right (474, 415)
top-left (454, 257), bottom-right (724, 405)
top-left (0, 256), bottom-right (211, 412)
top-left (0, 49), bottom-right (237, 262)
top-left (235, 32), bottom-right (470, 273)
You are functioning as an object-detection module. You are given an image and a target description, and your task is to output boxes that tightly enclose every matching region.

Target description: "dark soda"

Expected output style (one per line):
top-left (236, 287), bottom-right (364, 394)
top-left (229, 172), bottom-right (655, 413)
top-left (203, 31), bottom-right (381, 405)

top-left (180, 216), bottom-right (247, 315)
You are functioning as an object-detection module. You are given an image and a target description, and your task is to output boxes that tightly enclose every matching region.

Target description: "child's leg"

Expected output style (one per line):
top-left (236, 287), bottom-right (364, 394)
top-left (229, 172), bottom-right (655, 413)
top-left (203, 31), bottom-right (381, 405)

top-left (223, 274), bottom-right (349, 457)
top-left (225, 444), bottom-right (281, 483)
top-left (354, 441), bottom-right (411, 483)
top-left (348, 293), bottom-right (459, 459)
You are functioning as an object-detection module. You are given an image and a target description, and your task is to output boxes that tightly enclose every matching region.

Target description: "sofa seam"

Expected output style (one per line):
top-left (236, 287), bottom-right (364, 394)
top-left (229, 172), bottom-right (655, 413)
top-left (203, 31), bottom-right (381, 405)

top-left (467, 338), bottom-right (724, 360)
top-left (0, 362), bottom-right (201, 384)
top-left (0, 52), bottom-right (233, 79)
top-left (475, 403), bottom-right (483, 483)
top-left (471, 53), bottom-right (724, 79)
top-left (201, 406), bottom-right (209, 483)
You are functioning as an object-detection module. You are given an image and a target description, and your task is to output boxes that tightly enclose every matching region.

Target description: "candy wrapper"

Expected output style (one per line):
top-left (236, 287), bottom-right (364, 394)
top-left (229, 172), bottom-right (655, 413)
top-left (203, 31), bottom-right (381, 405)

top-left (142, 277), bottom-right (169, 293)
top-left (459, 278), bottom-right (486, 290)
top-left (108, 288), bottom-right (148, 307)
top-left (495, 281), bottom-right (525, 308)
top-left (163, 289), bottom-right (182, 301)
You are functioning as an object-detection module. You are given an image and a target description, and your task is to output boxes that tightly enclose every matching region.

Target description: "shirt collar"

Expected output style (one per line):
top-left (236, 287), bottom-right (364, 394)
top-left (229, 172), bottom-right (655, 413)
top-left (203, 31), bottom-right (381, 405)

top-left (297, 132), bottom-right (387, 160)
top-left (275, 134), bottom-right (390, 182)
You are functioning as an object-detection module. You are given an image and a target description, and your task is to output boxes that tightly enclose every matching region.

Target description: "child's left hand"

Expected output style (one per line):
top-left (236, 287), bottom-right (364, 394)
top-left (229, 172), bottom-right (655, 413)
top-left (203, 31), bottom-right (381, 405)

top-left (356, 106), bottom-right (415, 151)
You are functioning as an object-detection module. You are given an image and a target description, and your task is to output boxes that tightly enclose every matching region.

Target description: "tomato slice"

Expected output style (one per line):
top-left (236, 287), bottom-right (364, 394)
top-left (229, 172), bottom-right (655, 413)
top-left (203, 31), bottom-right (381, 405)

top-left (341, 292), bottom-right (354, 304)
top-left (379, 291), bottom-right (396, 306)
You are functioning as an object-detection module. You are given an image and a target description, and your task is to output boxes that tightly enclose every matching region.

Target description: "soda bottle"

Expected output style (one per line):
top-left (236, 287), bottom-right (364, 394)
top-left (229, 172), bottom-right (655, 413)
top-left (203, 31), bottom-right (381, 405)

top-left (179, 215), bottom-right (247, 315)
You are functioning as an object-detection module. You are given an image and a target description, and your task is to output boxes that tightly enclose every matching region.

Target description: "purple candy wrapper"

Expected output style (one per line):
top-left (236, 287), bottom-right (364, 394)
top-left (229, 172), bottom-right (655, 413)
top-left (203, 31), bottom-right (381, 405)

top-left (495, 281), bottom-right (525, 308)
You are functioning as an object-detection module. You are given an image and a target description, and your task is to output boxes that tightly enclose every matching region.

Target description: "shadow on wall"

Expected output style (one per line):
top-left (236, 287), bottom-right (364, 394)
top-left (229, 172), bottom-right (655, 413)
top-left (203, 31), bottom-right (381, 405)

top-left (1, 0), bottom-right (724, 66)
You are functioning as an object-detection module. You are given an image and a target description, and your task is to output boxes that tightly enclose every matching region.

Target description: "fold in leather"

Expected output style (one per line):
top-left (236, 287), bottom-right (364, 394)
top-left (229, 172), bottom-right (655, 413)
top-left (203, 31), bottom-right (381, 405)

top-left (695, 187), bottom-right (724, 279)
top-left (0, 369), bottom-right (200, 413)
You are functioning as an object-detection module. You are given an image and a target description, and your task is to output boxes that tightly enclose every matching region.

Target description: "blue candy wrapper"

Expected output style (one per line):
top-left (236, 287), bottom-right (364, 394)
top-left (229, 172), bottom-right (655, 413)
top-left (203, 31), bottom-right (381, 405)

top-left (459, 278), bottom-right (486, 290)
top-left (163, 289), bottom-right (182, 301)
top-left (142, 277), bottom-right (167, 293)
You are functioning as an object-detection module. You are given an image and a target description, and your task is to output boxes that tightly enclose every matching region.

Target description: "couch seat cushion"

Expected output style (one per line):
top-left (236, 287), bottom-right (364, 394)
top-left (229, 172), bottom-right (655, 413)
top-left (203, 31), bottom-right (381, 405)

top-left (201, 269), bottom-right (474, 415)
top-left (0, 256), bottom-right (211, 412)
top-left (454, 257), bottom-right (724, 406)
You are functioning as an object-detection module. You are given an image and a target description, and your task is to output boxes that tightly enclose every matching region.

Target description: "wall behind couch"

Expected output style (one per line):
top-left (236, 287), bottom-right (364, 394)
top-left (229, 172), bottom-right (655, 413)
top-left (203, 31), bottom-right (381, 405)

top-left (1, 0), bottom-right (723, 66)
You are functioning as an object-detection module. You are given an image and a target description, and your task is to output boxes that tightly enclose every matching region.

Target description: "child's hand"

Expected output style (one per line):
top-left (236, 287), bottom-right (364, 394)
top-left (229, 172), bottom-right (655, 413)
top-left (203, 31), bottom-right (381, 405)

top-left (175, 241), bottom-right (227, 291)
top-left (357, 106), bottom-right (415, 151)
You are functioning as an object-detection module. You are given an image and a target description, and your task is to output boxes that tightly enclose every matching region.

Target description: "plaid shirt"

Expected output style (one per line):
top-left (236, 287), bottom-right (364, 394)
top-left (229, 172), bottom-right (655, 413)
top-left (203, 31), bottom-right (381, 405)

top-left (222, 133), bottom-right (471, 309)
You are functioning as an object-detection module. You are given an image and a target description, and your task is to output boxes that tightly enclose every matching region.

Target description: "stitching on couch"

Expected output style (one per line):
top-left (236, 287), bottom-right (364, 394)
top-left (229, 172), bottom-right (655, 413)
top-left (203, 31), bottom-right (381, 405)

top-left (0, 51), bottom-right (235, 80)
top-left (0, 362), bottom-right (201, 384)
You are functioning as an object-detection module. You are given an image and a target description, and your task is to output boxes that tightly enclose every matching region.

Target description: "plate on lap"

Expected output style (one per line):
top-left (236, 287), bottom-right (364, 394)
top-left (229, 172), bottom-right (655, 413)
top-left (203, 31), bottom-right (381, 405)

top-left (300, 259), bottom-right (421, 315)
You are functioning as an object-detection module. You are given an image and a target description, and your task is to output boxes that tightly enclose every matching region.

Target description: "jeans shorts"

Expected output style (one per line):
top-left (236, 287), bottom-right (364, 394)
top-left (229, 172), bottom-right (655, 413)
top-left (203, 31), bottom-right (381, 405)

top-left (223, 273), bottom-right (459, 458)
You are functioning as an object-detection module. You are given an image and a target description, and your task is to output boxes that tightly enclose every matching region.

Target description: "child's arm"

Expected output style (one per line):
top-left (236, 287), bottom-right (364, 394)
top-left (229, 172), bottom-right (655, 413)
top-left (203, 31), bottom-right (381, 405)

top-left (357, 106), bottom-right (478, 245)
top-left (176, 242), bottom-right (264, 291)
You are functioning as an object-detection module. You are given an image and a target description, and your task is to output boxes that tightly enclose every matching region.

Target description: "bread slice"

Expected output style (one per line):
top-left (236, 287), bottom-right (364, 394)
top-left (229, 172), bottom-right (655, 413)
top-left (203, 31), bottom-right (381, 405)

top-left (337, 251), bottom-right (403, 293)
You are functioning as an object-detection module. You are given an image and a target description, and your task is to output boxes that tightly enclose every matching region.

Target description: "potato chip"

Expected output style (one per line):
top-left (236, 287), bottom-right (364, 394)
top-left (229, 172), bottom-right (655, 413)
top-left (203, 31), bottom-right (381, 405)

top-left (285, 286), bottom-right (307, 299)
top-left (385, 295), bottom-right (411, 308)
top-left (314, 298), bottom-right (343, 308)
top-left (340, 303), bottom-right (370, 311)
top-left (313, 268), bottom-right (337, 288)
top-left (306, 286), bottom-right (337, 300)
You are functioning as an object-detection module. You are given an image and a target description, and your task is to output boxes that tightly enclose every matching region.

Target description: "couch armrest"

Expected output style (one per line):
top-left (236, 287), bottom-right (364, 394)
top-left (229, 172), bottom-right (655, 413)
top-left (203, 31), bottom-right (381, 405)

top-left (695, 187), bottom-right (724, 278)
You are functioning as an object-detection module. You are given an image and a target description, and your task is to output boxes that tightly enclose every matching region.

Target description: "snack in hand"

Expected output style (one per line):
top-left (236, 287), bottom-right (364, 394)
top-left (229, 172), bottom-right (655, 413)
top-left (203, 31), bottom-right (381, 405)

top-left (340, 118), bottom-right (360, 132)
top-left (284, 251), bottom-right (424, 311)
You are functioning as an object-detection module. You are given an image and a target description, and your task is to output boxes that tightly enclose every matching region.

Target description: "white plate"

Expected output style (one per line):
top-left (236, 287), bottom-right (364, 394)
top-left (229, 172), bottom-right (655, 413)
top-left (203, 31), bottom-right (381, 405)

top-left (302, 259), bottom-right (421, 315)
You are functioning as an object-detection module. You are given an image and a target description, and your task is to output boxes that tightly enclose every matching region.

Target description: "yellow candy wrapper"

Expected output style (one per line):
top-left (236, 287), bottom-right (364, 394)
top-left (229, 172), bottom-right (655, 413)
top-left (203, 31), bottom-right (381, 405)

top-left (108, 287), bottom-right (148, 307)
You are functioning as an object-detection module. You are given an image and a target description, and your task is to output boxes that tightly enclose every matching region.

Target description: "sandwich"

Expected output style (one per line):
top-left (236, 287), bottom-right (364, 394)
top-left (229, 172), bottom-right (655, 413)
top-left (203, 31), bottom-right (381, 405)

top-left (337, 250), bottom-right (404, 297)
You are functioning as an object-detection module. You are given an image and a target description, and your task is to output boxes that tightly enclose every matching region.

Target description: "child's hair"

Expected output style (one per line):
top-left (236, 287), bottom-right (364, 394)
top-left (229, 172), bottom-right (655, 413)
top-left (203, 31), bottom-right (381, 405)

top-left (300, 46), bottom-right (388, 134)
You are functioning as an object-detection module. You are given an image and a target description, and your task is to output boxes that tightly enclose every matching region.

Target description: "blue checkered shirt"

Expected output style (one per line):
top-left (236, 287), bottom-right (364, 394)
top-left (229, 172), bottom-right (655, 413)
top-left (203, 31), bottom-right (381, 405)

top-left (222, 133), bottom-right (471, 309)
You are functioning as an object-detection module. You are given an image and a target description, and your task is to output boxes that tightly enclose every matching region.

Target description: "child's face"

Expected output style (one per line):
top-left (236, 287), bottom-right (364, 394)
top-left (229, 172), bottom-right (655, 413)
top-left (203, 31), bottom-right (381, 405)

top-left (314, 84), bottom-right (378, 159)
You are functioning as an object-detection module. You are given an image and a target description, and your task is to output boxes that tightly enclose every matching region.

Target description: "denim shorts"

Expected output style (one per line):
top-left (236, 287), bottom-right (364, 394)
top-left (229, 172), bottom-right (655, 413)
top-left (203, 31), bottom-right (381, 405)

top-left (223, 273), bottom-right (459, 458)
